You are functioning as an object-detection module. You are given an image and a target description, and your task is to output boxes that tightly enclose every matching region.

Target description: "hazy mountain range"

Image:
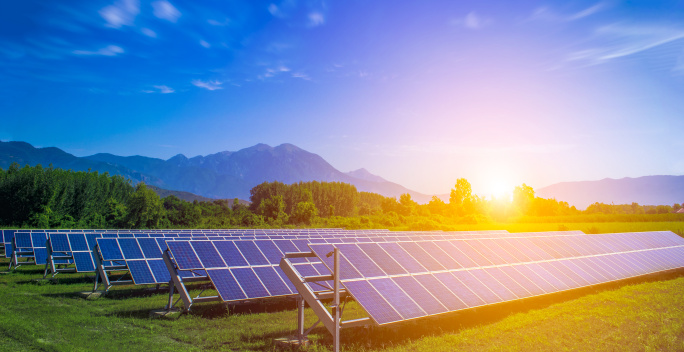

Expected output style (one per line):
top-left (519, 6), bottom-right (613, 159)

top-left (0, 141), bottom-right (433, 203)
top-left (1, 141), bottom-right (681, 208)
top-left (536, 176), bottom-right (684, 209)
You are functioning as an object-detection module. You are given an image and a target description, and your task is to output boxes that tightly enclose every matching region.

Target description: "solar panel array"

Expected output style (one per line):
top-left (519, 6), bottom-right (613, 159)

top-left (164, 231), bottom-right (584, 304)
top-left (307, 231), bottom-right (684, 325)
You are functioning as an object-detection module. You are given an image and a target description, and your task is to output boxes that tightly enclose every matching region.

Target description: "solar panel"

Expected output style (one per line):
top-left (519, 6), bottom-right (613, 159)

top-left (307, 231), bottom-right (684, 326)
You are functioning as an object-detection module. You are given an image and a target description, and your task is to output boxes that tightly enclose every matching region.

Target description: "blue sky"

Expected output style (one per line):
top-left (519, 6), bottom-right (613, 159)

top-left (1, 0), bottom-right (683, 197)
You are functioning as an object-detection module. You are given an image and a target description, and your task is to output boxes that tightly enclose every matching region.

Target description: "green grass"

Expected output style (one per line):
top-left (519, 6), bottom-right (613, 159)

top-left (1, 255), bottom-right (683, 351)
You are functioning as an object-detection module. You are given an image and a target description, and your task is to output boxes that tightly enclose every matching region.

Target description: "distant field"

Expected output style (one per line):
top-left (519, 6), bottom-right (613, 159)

top-left (1, 257), bottom-right (683, 351)
top-left (437, 222), bottom-right (684, 235)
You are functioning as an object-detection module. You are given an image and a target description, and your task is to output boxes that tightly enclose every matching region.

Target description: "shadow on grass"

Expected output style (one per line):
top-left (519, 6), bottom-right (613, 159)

top-left (281, 269), bottom-right (684, 351)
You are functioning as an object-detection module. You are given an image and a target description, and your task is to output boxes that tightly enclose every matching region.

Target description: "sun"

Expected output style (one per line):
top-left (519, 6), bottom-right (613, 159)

top-left (484, 179), bottom-right (513, 201)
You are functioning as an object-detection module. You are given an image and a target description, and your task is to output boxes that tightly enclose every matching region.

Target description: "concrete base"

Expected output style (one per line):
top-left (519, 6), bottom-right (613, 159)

top-left (274, 337), bottom-right (309, 349)
top-left (149, 308), bottom-right (181, 319)
top-left (78, 291), bottom-right (104, 300)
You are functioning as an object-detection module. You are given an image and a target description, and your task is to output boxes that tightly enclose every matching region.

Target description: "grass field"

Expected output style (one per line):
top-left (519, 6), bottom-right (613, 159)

top-left (1, 250), bottom-right (684, 351)
top-left (435, 221), bottom-right (684, 235)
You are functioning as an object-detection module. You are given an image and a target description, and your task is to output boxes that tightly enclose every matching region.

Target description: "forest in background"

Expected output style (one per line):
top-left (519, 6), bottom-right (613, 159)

top-left (1, 163), bottom-right (683, 230)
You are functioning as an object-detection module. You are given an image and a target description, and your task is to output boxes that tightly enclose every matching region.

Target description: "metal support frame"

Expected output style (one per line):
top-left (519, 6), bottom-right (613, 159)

top-left (279, 249), bottom-right (372, 352)
top-left (92, 244), bottom-right (133, 292)
top-left (43, 238), bottom-right (77, 278)
top-left (162, 249), bottom-right (220, 312)
top-left (8, 237), bottom-right (36, 270)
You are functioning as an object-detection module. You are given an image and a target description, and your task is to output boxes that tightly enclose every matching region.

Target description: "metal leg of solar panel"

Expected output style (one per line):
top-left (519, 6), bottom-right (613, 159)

top-left (162, 249), bottom-right (219, 311)
top-left (44, 239), bottom-right (76, 278)
top-left (93, 244), bottom-right (132, 293)
top-left (280, 250), bottom-right (371, 350)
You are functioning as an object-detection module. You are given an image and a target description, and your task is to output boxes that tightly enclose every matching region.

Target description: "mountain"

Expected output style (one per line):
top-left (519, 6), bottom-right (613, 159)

top-left (0, 141), bottom-right (432, 203)
top-left (536, 175), bottom-right (684, 209)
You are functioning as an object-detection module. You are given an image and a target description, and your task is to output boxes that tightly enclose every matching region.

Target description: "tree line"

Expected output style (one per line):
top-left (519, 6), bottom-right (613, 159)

top-left (1, 163), bottom-right (682, 229)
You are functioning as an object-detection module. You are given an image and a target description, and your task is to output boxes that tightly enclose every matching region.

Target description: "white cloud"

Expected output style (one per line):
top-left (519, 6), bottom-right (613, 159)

top-left (451, 12), bottom-right (491, 30)
top-left (208, 19), bottom-right (230, 26)
top-left (268, 4), bottom-right (281, 17)
top-left (153, 85), bottom-right (174, 93)
top-left (292, 72), bottom-right (311, 80)
top-left (566, 24), bottom-right (684, 65)
top-left (152, 1), bottom-right (181, 23)
top-left (192, 79), bottom-right (223, 90)
top-left (531, 2), bottom-right (607, 22)
top-left (567, 3), bottom-right (606, 21)
top-left (308, 12), bottom-right (325, 27)
top-left (100, 0), bottom-right (140, 28)
top-left (73, 45), bottom-right (124, 56)
top-left (199, 40), bottom-right (210, 48)
top-left (141, 28), bottom-right (157, 38)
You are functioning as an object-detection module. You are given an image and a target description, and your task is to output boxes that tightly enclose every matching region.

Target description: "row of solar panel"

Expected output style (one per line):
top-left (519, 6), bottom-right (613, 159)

top-left (306, 231), bottom-right (684, 325)
top-left (340, 246), bottom-right (684, 324)
top-left (309, 231), bottom-right (684, 281)
top-left (161, 231), bottom-right (585, 303)
top-left (3, 229), bottom-right (511, 258)
top-left (5, 230), bottom-right (512, 259)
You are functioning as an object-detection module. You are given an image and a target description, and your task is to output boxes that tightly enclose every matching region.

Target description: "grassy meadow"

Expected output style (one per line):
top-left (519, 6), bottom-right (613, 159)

top-left (2, 222), bottom-right (684, 351)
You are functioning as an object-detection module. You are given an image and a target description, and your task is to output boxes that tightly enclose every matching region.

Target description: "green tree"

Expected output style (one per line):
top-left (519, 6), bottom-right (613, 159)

top-left (290, 201), bottom-right (319, 225)
top-left (124, 183), bottom-right (165, 228)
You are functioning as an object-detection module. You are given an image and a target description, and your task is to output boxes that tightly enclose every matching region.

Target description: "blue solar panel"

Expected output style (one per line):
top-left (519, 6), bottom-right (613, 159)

top-left (449, 271), bottom-right (499, 305)
top-left (485, 267), bottom-right (530, 299)
top-left (33, 248), bottom-right (48, 265)
top-left (377, 242), bottom-right (427, 273)
top-left (398, 242), bottom-right (444, 271)
top-left (192, 241), bottom-right (225, 268)
top-left (343, 280), bottom-right (402, 325)
top-left (207, 269), bottom-right (246, 301)
top-left (73, 252), bottom-right (95, 272)
top-left (202, 242), bottom-right (243, 267)
top-left (336, 244), bottom-right (385, 278)
top-left (413, 273), bottom-right (468, 311)
top-left (31, 233), bottom-right (47, 248)
top-left (119, 238), bottom-right (144, 260)
top-left (138, 238), bottom-right (162, 259)
top-left (67, 233), bottom-right (88, 251)
top-left (253, 266), bottom-right (292, 296)
top-left (369, 278), bottom-right (424, 320)
top-left (97, 238), bottom-right (124, 261)
top-left (51, 233), bottom-right (71, 252)
top-left (148, 259), bottom-right (171, 283)
top-left (15, 233), bottom-right (32, 248)
top-left (167, 241), bottom-right (203, 270)
top-left (128, 260), bottom-right (156, 285)
top-left (358, 243), bottom-right (406, 275)
top-left (392, 276), bottom-right (446, 315)
top-left (234, 241), bottom-right (269, 266)
top-left (255, 240), bottom-right (284, 264)
top-left (231, 267), bottom-right (269, 298)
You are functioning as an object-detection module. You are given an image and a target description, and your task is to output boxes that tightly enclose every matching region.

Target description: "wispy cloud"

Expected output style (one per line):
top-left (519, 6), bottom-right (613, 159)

top-left (259, 66), bottom-right (290, 79)
top-left (450, 12), bottom-right (491, 30)
top-left (100, 0), bottom-right (140, 28)
top-left (292, 72), bottom-right (311, 80)
top-left (268, 4), bottom-right (284, 18)
top-left (152, 1), bottom-right (181, 23)
top-left (565, 23), bottom-right (684, 66)
top-left (153, 85), bottom-right (174, 93)
top-left (73, 45), bottom-right (124, 56)
top-left (531, 2), bottom-right (607, 22)
top-left (199, 40), bottom-right (210, 48)
top-left (192, 79), bottom-right (223, 90)
top-left (208, 18), bottom-right (230, 26)
top-left (141, 28), bottom-right (157, 38)
top-left (308, 12), bottom-right (325, 27)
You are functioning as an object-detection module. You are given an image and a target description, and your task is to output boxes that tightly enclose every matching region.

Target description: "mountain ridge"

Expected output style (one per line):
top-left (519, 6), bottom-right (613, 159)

top-left (0, 141), bottom-right (433, 202)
